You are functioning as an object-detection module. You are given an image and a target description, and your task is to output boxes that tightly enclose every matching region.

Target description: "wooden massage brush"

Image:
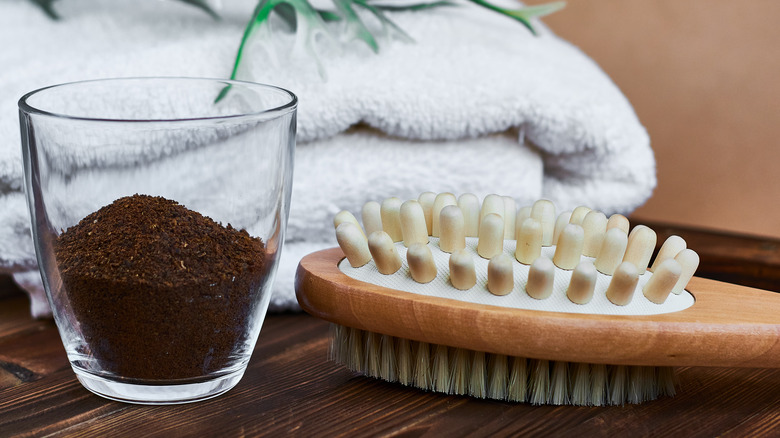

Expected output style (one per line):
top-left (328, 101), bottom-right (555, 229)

top-left (294, 193), bottom-right (780, 406)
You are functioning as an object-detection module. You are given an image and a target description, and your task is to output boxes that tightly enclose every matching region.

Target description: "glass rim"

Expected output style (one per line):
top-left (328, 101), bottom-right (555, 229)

top-left (17, 76), bottom-right (298, 123)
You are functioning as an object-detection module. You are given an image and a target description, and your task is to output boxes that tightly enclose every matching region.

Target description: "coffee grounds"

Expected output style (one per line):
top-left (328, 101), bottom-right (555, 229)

top-left (54, 194), bottom-right (266, 380)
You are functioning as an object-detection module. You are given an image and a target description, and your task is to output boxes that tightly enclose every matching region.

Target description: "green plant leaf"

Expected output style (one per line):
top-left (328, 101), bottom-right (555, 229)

top-left (30, 0), bottom-right (221, 20)
top-left (275, 3), bottom-right (340, 29)
top-left (28, 0), bottom-right (60, 19)
top-left (274, 2), bottom-right (297, 30)
top-left (218, 0), bottom-right (335, 101)
top-left (173, 0), bottom-right (221, 20)
top-left (466, 0), bottom-right (533, 34)
top-left (369, 1), bottom-right (455, 12)
top-left (332, 0), bottom-right (379, 53)
top-left (216, 0), bottom-right (274, 102)
top-left (465, 0), bottom-right (565, 35)
top-left (353, 0), bottom-right (414, 44)
top-left (316, 8), bottom-right (343, 22)
top-left (217, 0), bottom-right (566, 102)
top-left (214, 84), bottom-right (232, 103)
top-left (507, 1), bottom-right (566, 20)
top-left (227, 0), bottom-right (277, 81)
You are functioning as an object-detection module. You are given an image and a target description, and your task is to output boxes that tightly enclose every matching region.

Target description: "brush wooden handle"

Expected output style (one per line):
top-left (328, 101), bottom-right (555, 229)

top-left (295, 247), bottom-right (780, 368)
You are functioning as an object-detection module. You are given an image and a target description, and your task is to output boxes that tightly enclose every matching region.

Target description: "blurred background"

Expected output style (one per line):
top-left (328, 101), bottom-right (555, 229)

top-left (529, 0), bottom-right (780, 238)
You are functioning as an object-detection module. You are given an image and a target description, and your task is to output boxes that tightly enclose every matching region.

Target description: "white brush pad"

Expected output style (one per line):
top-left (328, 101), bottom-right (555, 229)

top-left (339, 238), bottom-right (695, 316)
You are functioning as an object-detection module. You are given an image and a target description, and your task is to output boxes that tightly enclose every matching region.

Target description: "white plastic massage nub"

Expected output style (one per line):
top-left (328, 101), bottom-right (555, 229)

top-left (607, 214), bottom-right (630, 234)
top-left (400, 200), bottom-right (429, 248)
top-left (457, 193), bottom-right (481, 238)
top-left (334, 210), bottom-right (364, 237)
top-left (431, 193), bottom-right (457, 237)
top-left (418, 192), bottom-right (436, 236)
top-left (335, 222), bottom-right (372, 268)
top-left (514, 206), bottom-right (530, 245)
top-left (672, 249), bottom-right (700, 295)
top-left (623, 225), bottom-right (658, 275)
top-left (449, 249), bottom-right (477, 290)
top-left (477, 213), bottom-right (505, 259)
top-left (594, 228), bottom-right (628, 275)
top-left (502, 196), bottom-right (517, 240)
top-left (380, 197), bottom-right (404, 242)
top-left (606, 262), bottom-right (639, 306)
top-left (527, 256), bottom-right (554, 300)
top-left (480, 194), bottom-right (505, 222)
top-left (567, 260), bottom-right (597, 305)
top-left (407, 243), bottom-right (437, 284)
top-left (487, 253), bottom-right (514, 296)
top-left (367, 231), bottom-right (402, 275)
top-left (553, 224), bottom-right (584, 270)
top-left (624, 225), bottom-right (657, 272)
top-left (516, 206), bottom-right (532, 225)
top-left (530, 199), bottom-right (555, 246)
top-left (581, 211), bottom-right (607, 257)
top-left (552, 211), bottom-right (572, 245)
top-left (569, 206), bottom-right (591, 225)
top-left (650, 235), bottom-right (687, 272)
top-left (515, 218), bottom-right (542, 265)
top-left (439, 205), bottom-right (466, 253)
top-left (643, 258), bottom-right (681, 304)
top-left (361, 201), bottom-right (383, 236)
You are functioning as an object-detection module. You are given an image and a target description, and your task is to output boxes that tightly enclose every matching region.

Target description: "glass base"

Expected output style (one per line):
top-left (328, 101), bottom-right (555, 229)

top-left (73, 367), bottom-right (246, 405)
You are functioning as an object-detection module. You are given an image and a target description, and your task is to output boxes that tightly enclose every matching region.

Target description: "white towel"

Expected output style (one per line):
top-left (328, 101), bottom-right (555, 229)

top-left (0, 0), bottom-right (655, 317)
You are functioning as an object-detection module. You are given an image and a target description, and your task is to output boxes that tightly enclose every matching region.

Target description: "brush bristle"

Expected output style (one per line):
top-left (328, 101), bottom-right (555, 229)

top-left (330, 323), bottom-right (676, 406)
top-left (487, 354), bottom-right (508, 400)
top-left (507, 357), bottom-right (528, 402)
top-left (396, 338), bottom-right (413, 386)
top-left (413, 341), bottom-right (432, 389)
top-left (433, 344), bottom-right (451, 393)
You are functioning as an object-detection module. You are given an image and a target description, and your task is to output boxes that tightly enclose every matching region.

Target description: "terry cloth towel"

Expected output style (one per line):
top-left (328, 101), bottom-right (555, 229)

top-left (0, 0), bottom-right (655, 317)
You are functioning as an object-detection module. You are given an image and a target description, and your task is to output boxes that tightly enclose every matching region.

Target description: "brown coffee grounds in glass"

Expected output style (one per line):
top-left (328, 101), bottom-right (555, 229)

top-left (54, 194), bottom-right (266, 381)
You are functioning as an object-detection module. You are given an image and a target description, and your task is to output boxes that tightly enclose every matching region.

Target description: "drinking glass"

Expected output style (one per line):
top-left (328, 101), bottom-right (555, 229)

top-left (19, 77), bottom-right (296, 404)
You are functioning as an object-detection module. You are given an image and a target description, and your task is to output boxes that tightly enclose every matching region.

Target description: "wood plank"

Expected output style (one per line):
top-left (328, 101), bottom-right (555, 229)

top-left (1, 295), bottom-right (779, 436)
top-left (2, 218), bottom-right (780, 436)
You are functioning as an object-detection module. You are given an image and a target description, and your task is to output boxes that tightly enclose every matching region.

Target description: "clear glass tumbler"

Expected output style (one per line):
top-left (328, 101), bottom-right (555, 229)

top-left (18, 77), bottom-right (296, 404)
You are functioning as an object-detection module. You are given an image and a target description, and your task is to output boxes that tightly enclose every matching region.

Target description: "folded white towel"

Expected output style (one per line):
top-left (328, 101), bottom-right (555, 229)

top-left (0, 0), bottom-right (655, 316)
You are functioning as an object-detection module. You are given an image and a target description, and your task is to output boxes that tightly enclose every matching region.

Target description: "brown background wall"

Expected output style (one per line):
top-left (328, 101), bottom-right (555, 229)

top-left (528, 0), bottom-right (780, 238)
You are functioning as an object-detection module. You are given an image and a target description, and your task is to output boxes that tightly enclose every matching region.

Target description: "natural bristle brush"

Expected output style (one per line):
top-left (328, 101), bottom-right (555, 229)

top-left (294, 193), bottom-right (780, 406)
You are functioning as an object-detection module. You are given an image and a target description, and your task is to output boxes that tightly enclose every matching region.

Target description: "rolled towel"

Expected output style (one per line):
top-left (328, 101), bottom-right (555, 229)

top-left (0, 0), bottom-right (654, 315)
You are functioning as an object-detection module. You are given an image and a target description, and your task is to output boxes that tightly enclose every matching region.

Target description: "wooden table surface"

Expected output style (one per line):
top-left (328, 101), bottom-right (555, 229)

top-left (1, 220), bottom-right (779, 437)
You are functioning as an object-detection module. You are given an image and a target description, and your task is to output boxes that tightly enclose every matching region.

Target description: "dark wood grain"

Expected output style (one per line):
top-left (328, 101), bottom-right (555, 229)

top-left (1, 220), bottom-right (779, 437)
